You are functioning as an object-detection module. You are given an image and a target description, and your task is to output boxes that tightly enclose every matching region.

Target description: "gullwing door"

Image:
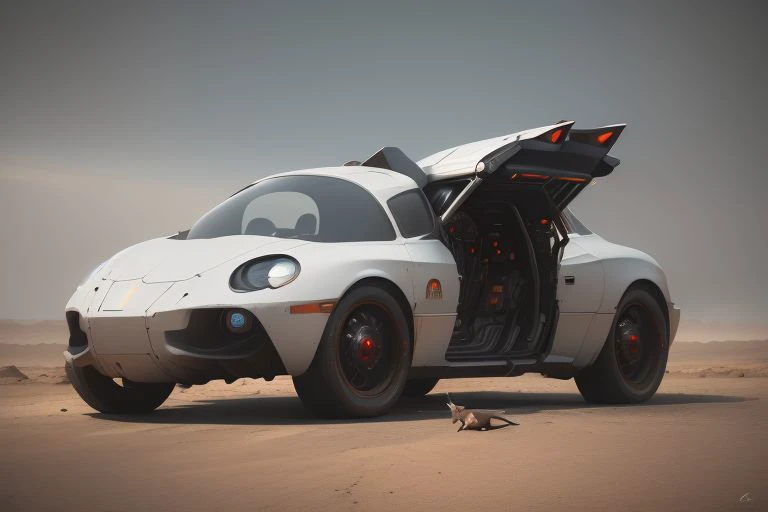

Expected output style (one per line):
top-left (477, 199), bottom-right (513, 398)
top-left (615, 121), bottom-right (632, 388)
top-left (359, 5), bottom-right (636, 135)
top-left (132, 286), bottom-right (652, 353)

top-left (420, 121), bottom-right (626, 220)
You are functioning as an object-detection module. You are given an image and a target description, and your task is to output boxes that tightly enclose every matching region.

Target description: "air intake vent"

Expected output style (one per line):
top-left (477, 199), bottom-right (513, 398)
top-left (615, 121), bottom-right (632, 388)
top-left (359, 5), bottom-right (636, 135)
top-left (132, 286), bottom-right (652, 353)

top-left (66, 311), bottom-right (88, 351)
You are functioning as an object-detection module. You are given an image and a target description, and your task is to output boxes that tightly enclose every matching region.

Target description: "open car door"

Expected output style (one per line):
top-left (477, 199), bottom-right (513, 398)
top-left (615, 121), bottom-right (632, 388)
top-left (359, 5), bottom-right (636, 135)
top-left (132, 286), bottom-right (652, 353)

top-left (416, 122), bottom-right (625, 362)
top-left (419, 121), bottom-right (625, 221)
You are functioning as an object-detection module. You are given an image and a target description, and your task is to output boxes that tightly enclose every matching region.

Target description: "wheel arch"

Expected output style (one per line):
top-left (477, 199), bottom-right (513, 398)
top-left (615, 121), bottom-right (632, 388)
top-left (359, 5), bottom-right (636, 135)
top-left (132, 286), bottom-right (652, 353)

top-left (624, 279), bottom-right (670, 336)
top-left (339, 276), bottom-right (415, 348)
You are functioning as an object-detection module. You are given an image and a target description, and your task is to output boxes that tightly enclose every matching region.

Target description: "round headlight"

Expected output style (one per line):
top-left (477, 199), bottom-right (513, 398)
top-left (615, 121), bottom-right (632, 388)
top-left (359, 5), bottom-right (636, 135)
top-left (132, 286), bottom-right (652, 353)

top-left (231, 256), bottom-right (300, 292)
top-left (267, 259), bottom-right (298, 288)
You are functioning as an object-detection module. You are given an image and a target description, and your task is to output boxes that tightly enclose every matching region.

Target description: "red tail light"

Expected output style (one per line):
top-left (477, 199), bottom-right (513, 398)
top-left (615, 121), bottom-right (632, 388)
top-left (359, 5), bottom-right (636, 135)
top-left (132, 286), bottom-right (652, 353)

top-left (597, 131), bottom-right (614, 144)
top-left (520, 173), bottom-right (548, 180)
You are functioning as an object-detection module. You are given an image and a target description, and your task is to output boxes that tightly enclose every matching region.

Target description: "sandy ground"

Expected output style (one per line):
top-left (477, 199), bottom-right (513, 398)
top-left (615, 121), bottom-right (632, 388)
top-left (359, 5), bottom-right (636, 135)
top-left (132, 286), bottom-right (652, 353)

top-left (1, 343), bottom-right (767, 511)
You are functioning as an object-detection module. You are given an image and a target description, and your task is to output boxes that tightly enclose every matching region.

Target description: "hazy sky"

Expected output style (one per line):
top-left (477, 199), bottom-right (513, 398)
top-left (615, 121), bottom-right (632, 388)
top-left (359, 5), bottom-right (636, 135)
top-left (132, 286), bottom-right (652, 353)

top-left (1, 1), bottom-right (767, 335)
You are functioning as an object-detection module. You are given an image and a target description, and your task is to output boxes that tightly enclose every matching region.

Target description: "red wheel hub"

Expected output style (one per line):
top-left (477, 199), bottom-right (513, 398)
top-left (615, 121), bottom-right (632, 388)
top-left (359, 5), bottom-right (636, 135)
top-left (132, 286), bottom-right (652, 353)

top-left (627, 333), bottom-right (640, 353)
top-left (358, 337), bottom-right (376, 362)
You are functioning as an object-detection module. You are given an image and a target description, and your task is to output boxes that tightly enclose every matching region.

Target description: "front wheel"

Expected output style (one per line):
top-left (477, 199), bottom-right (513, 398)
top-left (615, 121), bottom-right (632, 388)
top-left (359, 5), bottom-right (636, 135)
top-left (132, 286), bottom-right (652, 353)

top-left (65, 361), bottom-right (175, 414)
top-left (293, 285), bottom-right (412, 418)
top-left (575, 286), bottom-right (669, 404)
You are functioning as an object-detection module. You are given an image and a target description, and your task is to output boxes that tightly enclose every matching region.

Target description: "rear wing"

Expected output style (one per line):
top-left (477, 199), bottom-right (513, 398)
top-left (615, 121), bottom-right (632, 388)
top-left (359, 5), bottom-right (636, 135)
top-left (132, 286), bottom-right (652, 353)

top-left (357, 121), bottom-right (626, 192)
top-left (420, 122), bottom-right (628, 215)
top-left (479, 121), bottom-right (626, 179)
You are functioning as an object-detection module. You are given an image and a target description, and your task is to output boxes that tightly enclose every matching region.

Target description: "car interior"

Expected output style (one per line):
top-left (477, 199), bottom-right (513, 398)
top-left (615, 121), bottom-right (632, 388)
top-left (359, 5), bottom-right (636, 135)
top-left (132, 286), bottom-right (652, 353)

top-left (426, 175), bottom-right (571, 361)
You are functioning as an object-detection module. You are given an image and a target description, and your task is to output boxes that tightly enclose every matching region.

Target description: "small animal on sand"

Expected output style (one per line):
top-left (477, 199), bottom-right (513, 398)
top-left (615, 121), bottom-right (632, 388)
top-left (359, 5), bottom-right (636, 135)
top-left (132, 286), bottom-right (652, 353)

top-left (446, 394), bottom-right (518, 431)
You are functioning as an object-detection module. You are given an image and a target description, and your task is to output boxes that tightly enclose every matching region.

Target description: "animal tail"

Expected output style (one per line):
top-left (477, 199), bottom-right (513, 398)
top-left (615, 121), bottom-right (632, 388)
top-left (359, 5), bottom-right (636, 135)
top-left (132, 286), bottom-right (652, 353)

top-left (492, 415), bottom-right (519, 426)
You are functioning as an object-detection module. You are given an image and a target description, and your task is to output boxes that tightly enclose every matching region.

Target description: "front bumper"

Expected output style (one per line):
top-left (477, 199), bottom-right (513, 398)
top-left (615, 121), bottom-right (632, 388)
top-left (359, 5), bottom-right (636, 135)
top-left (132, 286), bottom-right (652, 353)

top-left (65, 278), bottom-right (331, 383)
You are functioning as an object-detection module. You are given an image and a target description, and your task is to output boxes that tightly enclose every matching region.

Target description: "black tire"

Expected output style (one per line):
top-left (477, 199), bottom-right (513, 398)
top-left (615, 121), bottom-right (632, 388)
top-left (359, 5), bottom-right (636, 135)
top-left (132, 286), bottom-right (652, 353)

top-left (402, 377), bottom-right (440, 398)
top-left (292, 284), bottom-right (412, 418)
top-left (575, 285), bottom-right (669, 404)
top-left (65, 361), bottom-right (174, 414)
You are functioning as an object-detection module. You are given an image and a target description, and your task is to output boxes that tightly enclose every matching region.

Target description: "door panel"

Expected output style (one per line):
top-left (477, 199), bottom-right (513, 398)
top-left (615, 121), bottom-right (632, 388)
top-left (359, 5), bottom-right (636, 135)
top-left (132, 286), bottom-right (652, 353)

top-left (403, 239), bottom-right (460, 315)
top-left (404, 239), bottom-right (460, 366)
top-left (558, 238), bottom-right (605, 313)
top-left (544, 313), bottom-right (594, 363)
top-left (549, 238), bottom-right (605, 360)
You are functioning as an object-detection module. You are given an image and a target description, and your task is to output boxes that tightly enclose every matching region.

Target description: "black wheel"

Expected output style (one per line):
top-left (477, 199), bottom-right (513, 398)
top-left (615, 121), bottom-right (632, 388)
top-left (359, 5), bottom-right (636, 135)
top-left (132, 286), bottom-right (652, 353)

top-left (402, 377), bottom-right (440, 398)
top-left (65, 361), bottom-right (175, 414)
top-left (292, 284), bottom-right (412, 418)
top-left (575, 286), bottom-right (669, 404)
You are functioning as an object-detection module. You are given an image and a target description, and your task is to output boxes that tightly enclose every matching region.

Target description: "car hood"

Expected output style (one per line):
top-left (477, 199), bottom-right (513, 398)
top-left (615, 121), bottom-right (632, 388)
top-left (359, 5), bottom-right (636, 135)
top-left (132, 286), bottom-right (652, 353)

top-left (104, 235), bottom-right (308, 283)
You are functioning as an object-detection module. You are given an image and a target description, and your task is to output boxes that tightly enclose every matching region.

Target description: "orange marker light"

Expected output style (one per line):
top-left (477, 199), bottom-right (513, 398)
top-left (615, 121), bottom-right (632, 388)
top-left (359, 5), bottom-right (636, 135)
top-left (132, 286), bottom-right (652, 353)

top-left (550, 129), bottom-right (563, 143)
top-left (520, 173), bottom-right (548, 180)
top-left (597, 131), bottom-right (613, 144)
top-left (290, 301), bottom-right (336, 314)
top-left (426, 279), bottom-right (443, 300)
top-left (558, 176), bottom-right (588, 183)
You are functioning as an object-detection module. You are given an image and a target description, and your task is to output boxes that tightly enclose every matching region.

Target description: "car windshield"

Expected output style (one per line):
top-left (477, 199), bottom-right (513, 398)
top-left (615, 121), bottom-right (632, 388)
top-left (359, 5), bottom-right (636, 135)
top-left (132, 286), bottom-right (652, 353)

top-left (187, 175), bottom-right (396, 242)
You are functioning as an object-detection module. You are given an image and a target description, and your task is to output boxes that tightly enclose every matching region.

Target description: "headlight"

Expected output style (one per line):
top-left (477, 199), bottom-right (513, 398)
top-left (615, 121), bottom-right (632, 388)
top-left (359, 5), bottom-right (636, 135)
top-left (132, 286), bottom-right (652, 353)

top-left (230, 256), bottom-right (300, 292)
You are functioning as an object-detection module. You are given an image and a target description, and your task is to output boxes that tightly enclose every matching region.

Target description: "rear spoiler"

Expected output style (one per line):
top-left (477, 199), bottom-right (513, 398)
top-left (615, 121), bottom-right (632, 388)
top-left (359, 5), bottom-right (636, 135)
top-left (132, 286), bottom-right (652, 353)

top-left (481, 121), bottom-right (626, 180)
top-left (359, 122), bottom-right (625, 187)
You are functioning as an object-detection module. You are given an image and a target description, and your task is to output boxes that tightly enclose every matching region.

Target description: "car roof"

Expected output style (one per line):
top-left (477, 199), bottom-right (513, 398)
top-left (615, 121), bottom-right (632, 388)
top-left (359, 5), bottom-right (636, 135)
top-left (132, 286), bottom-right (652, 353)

top-left (253, 166), bottom-right (418, 204)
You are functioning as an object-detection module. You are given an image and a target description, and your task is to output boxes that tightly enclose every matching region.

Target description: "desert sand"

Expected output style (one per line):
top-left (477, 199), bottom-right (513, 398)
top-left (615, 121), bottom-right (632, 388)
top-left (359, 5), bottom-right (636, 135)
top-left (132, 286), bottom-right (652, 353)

top-left (1, 338), bottom-right (766, 511)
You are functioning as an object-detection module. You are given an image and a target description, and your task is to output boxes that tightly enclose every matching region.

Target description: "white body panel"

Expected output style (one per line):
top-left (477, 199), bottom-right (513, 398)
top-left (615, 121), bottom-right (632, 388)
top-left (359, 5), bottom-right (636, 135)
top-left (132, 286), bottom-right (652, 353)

top-left (417, 121), bottom-right (573, 182)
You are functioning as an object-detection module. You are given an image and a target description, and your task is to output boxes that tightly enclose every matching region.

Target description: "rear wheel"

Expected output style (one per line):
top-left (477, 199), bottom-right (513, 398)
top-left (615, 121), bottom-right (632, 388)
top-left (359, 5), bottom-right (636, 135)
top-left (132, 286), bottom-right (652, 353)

top-left (575, 286), bottom-right (669, 404)
top-left (293, 285), bottom-right (412, 418)
top-left (65, 361), bottom-right (174, 414)
top-left (402, 377), bottom-right (440, 398)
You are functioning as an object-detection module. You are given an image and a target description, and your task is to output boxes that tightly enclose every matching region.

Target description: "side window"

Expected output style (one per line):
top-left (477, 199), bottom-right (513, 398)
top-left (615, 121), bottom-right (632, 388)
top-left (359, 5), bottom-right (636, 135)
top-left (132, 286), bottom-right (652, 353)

top-left (387, 189), bottom-right (435, 238)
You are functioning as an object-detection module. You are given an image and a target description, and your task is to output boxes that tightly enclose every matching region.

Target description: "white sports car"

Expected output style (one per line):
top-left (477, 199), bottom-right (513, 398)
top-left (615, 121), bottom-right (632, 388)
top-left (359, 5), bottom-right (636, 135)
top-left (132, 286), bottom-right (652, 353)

top-left (65, 121), bottom-right (680, 418)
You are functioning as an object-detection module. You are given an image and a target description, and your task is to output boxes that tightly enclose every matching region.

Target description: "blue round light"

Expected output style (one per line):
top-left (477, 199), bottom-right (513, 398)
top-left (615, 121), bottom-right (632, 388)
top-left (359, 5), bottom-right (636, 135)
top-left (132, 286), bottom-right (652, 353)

top-left (230, 312), bottom-right (246, 329)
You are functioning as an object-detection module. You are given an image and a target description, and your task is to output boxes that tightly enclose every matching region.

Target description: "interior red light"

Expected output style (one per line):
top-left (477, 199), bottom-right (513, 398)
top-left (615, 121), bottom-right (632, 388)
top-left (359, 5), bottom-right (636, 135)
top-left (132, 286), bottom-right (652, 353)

top-left (540, 218), bottom-right (550, 225)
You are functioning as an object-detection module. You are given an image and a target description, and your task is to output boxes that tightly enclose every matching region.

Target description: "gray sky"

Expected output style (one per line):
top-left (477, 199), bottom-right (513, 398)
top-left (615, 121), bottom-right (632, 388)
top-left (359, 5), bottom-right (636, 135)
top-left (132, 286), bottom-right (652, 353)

top-left (1, 1), bottom-right (767, 338)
